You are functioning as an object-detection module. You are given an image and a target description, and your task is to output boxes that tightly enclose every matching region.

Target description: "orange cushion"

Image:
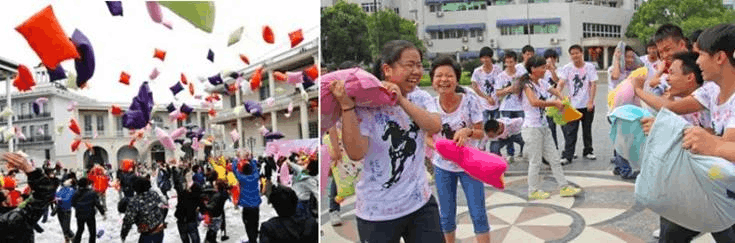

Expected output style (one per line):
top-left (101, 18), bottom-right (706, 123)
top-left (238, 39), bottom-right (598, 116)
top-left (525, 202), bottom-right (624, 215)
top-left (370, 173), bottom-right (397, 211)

top-left (15, 5), bottom-right (79, 68)
top-left (13, 64), bottom-right (35, 92)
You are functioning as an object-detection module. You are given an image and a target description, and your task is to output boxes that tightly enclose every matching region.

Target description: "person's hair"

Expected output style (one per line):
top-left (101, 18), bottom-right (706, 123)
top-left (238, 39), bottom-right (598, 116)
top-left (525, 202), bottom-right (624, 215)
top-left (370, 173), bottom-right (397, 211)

top-left (696, 24), bottom-right (735, 66)
top-left (479, 47), bottom-right (494, 59)
top-left (133, 176), bottom-right (151, 194)
top-left (192, 164), bottom-right (200, 173)
top-left (503, 50), bottom-right (517, 61)
top-left (673, 52), bottom-right (704, 86)
top-left (239, 160), bottom-right (253, 175)
top-left (215, 179), bottom-right (228, 192)
top-left (78, 177), bottom-right (90, 188)
top-left (522, 45), bottom-right (535, 54)
top-left (484, 119), bottom-right (500, 133)
top-left (624, 46), bottom-right (636, 55)
top-left (338, 60), bottom-right (359, 70)
top-left (568, 45), bottom-right (583, 54)
top-left (306, 158), bottom-right (318, 177)
top-left (268, 185), bottom-right (298, 217)
top-left (646, 40), bottom-right (658, 49)
top-left (543, 49), bottom-right (558, 59)
top-left (372, 40), bottom-right (422, 80)
top-left (689, 29), bottom-right (704, 50)
top-left (429, 55), bottom-right (462, 82)
top-left (653, 24), bottom-right (685, 44)
top-left (518, 55), bottom-right (548, 90)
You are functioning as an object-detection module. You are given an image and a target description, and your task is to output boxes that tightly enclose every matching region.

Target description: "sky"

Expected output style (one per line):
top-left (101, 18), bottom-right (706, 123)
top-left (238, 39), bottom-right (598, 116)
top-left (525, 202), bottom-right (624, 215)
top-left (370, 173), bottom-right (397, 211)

top-left (0, 0), bottom-right (319, 105)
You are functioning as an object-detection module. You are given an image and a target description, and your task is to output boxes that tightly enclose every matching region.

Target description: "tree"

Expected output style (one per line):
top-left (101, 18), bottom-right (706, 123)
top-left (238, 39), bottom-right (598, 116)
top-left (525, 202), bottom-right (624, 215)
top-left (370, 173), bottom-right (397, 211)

top-left (321, 1), bottom-right (372, 68)
top-left (626, 0), bottom-right (735, 43)
top-left (367, 9), bottom-right (426, 62)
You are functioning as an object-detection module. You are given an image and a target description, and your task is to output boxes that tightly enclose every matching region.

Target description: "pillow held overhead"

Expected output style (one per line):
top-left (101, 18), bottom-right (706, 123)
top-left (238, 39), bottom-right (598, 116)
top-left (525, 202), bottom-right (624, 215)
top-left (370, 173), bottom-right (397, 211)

top-left (15, 5), bottom-right (80, 69)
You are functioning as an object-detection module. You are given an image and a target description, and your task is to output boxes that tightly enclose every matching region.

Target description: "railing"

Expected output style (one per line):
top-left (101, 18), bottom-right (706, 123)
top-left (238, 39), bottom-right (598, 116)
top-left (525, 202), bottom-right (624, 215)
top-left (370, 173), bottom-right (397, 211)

top-left (3, 135), bottom-right (53, 145)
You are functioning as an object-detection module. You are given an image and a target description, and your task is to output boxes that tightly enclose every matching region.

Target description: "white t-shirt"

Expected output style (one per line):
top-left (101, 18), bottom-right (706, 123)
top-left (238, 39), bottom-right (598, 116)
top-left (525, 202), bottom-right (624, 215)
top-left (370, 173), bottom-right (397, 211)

top-left (515, 63), bottom-right (527, 73)
top-left (559, 62), bottom-right (598, 109)
top-left (471, 65), bottom-right (503, 111)
top-left (489, 117), bottom-right (524, 141)
top-left (354, 88), bottom-right (438, 221)
top-left (543, 70), bottom-right (559, 101)
top-left (522, 79), bottom-right (552, 128)
top-left (692, 82), bottom-right (735, 136)
top-left (607, 66), bottom-right (633, 91)
top-left (431, 94), bottom-right (484, 172)
top-left (640, 55), bottom-right (662, 73)
top-left (496, 68), bottom-right (527, 111)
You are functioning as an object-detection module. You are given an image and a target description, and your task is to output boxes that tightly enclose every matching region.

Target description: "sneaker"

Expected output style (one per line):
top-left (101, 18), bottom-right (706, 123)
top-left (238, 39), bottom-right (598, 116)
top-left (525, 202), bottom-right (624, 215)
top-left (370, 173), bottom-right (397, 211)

top-left (585, 153), bottom-right (597, 160)
top-left (574, 154), bottom-right (578, 159)
top-left (652, 229), bottom-right (660, 238)
top-left (560, 186), bottom-right (582, 197)
top-left (529, 190), bottom-right (551, 200)
top-left (330, 211), bottom-right (343, 226)
top-left (612, 167), bottom-right (621, 175)
top-left (621, 171), bottom-right (639, 180)
top-left (560, 158), bottom-right (570, 165)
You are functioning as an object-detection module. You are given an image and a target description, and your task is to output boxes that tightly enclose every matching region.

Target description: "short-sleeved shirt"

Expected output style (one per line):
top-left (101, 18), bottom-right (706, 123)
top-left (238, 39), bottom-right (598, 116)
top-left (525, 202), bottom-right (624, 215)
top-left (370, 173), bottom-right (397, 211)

top-left (543, 70), bottom-right (560, 101)
top-left (559, 62), bottom-right (598, 109)
top-left (489, 117), bottom-right (524, 141)
top-left (692, 82), bottom-right (735, 136)
top-left (431, 93), bottom-right (484, 172)
top-left (354, 88), bottom-right (438, 221)
top-left (471, 65), bottom-right (503, 111)
top-left (640, 55), bottom-right (662, 73)
top-left (522, 79), bottom-right (552, 128)
top-left (607, 66), bottom-right (633, 91)
top-left (496, 68), bottom-right (527, 111)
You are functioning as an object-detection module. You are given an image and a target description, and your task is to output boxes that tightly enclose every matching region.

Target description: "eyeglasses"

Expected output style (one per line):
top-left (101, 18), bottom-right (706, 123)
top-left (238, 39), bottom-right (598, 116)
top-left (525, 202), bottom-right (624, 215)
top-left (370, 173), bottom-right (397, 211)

top-left (396, 61), bottom-right (423, 70)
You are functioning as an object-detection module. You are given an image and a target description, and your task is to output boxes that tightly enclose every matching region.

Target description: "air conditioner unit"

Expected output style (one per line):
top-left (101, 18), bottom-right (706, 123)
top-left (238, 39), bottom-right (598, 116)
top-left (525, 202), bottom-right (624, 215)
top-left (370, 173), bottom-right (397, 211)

top-left (462, 36), bottom-right (468, 42)
top-left (489, 39), bottom-right (497, 48)
top-left (550, 38), bottom-right (559, 45)
top-left (478, 36), bottom-right (484, 42)
top-left (427, 40), bottom-right (433, 46)
top-left (462, 45), bottom-right (469, 51)
top-left (437, 11), bottom-right (443, 17)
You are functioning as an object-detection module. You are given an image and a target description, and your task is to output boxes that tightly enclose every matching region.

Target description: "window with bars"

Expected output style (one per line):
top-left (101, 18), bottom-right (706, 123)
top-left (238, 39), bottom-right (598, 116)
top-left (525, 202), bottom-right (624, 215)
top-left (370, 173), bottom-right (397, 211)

top-left (583, 23), bottom-right (621, 38)
top-left (230, 96), bottom-right (237, 108)
top-left (259, 84), bottom-right (271, 101)
top-left (361, 2), bottom-right (381, 13)
top-left (499, 24), bottom-right (558, 36)
top-left (29, 125), bottom-right (34, 137)
top-left (97, 115), bottom-right (105, 134)
top-left (200, 116), bottom-right (206, 127)
top-left (84, 115), bottom-right (93, 136)
top-left (116, 117), bottom-right (124, 136)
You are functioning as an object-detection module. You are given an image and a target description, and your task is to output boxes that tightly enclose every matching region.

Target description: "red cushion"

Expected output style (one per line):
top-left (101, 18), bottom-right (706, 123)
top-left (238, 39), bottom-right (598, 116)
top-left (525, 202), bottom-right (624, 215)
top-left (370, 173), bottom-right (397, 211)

top-left (15, 5), bottom-right (79, 68)
top-left (13, 64), bottom-right (35, 92)
top-left (289, 29), bottom-right (304, 48)
top-left (262, 25), bottom-right (274, 44)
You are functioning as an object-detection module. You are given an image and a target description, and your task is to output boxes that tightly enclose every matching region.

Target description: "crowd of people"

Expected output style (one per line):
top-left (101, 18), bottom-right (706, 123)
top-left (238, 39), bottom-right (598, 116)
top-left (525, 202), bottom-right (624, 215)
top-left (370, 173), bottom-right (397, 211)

top-left (0, 147), bottom-right (319, 242)
top-left (325, 23), bottom-right (735, 243)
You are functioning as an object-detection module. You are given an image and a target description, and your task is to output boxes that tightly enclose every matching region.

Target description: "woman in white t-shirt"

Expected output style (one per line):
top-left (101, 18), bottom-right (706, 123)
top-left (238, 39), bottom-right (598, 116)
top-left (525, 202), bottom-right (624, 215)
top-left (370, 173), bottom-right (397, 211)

top-left (329, 40), bottom-right (443, 243)
top-left (425, 56), bottom-right (489, 243)
top-left (520, 55), bottom-right (582, 200)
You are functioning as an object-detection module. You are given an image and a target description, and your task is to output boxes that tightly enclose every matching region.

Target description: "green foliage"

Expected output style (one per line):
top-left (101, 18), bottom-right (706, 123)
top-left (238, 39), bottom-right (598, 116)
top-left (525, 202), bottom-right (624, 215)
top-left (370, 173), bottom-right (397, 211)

top-left (321, 1), bottom-right (372, 67)
top-left (367, 9), bottom-right (426, 61)
top-left (462, 59), bottom-right (481, 74)
top-left (626, 0), bottom-right (735, 43)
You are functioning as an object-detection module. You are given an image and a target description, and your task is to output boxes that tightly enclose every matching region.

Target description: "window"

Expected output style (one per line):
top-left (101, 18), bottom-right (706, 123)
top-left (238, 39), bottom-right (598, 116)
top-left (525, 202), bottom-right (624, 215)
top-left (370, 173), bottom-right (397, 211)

top-left (583, 23), bottom-right (621, 38)
top-left (84, 115), bottom-right (93, 136)
top-left (394, 8), bottom-right (399, 14)
top-left (500, 24), bottom-right (558, 36)
top-left (230, 96), bottom-right (237, 108)
top-left (43, 124), bottom-right (48, 138)
top-left (21, 126), bottom-right (26, 138)
top-left (29, 125), bottom-right (34, 138)
top-left (186, 114), bottom-right (191, 124)
top-left (361, 2), bottom-right (381, 13)
top-left (97, 115), bottom-right (104, 134)
top-left (308, 121), bottom-right (318, 138)
top-left (45, 149), bottom-right (50, 160)
top-left (200, 116), bottom-right (206, 127)
top-left (259, 84), bottom-right (271, 101)
top-left (116, 117), bottom-right (123, 136)
top-left (20, 103), bottom-right (26, 118)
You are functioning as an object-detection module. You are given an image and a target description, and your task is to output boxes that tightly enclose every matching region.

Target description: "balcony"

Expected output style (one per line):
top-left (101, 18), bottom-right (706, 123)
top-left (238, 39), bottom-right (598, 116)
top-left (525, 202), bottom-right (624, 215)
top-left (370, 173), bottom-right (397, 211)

top-left (0, 112), bottom-right (52, 124)
top-left (2, 135), bottom-right (53, 145)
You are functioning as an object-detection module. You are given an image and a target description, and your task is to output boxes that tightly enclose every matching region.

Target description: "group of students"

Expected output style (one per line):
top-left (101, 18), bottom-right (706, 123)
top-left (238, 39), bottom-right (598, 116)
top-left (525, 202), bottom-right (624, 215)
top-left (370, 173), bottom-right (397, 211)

top-left (325, 22), bottom-right (735, 243)
top-left (0, 148), bottom-right (320, 242)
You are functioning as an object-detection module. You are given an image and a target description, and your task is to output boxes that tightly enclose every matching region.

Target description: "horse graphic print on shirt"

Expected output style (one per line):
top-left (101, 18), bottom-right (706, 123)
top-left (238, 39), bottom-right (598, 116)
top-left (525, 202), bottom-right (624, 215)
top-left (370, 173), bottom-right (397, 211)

top-left (381, 120), bottom-right (420, 189)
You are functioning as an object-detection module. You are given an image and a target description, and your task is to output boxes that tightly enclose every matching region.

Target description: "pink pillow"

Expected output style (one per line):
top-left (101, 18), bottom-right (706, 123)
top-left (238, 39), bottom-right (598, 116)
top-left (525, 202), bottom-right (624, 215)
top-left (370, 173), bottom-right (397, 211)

top-left (434, 139), bottom-right (507, 189)
top-left (15, 5), bottom-right (79, 68)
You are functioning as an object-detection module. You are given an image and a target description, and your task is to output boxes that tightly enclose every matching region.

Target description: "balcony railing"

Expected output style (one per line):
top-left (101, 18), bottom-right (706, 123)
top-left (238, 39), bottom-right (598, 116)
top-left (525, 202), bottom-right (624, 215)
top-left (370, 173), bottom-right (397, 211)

top-left (2, 135), bottom-right (53, 145)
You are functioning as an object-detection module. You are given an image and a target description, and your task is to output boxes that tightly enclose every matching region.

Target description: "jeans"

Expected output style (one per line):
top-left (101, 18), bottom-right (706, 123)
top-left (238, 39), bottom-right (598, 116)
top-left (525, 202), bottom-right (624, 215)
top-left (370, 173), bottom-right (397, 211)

top-left (356, 196), bottom-right (444, 243)
top-left (73, 216), bottom-right (96, 243)
top-left (434, 166), bottom-right (489, 234)
top-left (241, 206), bottom-right (260, 243)
top-left (483, 109), bottom-right (501, 152)
top-left (57, 209), bottom-right (74, 239)
top-left (659, 217), bottom-right (735, 243)
top-left (612, 150), bottom-right (636, 178)
top-left (177, 221), bottom-right (200, 243)
top-left (329, 176), bottom-right (340, 212)
top-left (205, 215), bottom-right (222, 243)
top-left (296, 199), bottom-right (313, 221)
top-left (561, 107), bottom-right (595, 161)
top-left (522, 127), bottom-right (568, 192)
top-left (138, 231), bottom-right (164, 243)
top-left (500, 111), bottom-right (525, 156)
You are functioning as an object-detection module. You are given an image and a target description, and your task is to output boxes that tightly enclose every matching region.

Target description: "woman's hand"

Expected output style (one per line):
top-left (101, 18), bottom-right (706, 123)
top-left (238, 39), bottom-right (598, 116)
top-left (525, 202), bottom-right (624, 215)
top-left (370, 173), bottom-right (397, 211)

top-left (329, 79), bottom-right (355, 109)
top-left (640, 117), bottom-right (654, 135)
top-left (552, 100), bottom-right (564, 110)
top-left (3, 153), bottom-right (33, 174)
top-left (381, 81), bottom-right (403, 98)
top-left (453, 128), bottom-right (473, 147)
top-left (683, 126), bottom-right (721, 156)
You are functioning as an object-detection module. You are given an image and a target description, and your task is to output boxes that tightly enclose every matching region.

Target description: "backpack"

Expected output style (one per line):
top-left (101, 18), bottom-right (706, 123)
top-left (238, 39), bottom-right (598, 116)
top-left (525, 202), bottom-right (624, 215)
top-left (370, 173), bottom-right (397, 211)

top-left (56, 186), bottom-right (75, 210)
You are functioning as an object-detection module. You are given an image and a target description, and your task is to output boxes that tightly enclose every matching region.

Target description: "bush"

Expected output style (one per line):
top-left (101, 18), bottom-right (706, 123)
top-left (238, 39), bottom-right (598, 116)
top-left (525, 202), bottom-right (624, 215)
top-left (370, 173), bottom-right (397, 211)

top-left (462, 59), bottom-right (481, 74)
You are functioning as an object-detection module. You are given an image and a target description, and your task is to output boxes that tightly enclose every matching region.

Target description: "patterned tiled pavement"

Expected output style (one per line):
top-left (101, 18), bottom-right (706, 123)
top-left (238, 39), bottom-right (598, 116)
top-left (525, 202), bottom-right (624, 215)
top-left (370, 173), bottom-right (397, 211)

top-left (320, 171), bottom-right (717, 243)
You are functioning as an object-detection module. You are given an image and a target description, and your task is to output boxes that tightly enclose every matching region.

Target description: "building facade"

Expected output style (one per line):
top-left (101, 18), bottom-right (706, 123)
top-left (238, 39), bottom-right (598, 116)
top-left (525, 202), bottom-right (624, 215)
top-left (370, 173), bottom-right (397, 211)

top-left (0, 65), bottom-right (214, 171)
top-left (323, 0), bottom-right (640, 69)
top-left (207, 38), bottom-right (320, 156)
